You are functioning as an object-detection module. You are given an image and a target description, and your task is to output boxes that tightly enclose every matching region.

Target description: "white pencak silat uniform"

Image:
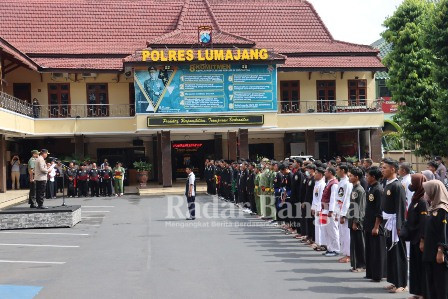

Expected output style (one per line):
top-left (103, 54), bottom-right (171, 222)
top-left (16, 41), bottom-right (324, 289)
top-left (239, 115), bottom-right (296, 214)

top-left (322, 179), bottom-right (340, 253)
top-left (335, 176), bottom-right (353, 257)
top-left (401, 174), bottom-right (414, 209)
top-left (312, 178), bottom-right (326, 246)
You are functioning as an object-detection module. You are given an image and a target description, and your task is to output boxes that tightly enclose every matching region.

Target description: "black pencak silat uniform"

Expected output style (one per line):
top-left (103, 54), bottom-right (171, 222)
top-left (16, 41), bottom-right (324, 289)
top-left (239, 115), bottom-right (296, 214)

top-left (348, 183), bottom-right (366, 270)
top-left (77, 169), bottom-right (89, 197)
top-left (66, 168), bottom-right (77, 197)
top-left (423, 208), bottom-right (448, 299)
top-left (364, 182), bottom-right (386, 281)
top-left (407, 196), bottom-right (428, 296)
top-left (381, 179), bottom-right (407, 289)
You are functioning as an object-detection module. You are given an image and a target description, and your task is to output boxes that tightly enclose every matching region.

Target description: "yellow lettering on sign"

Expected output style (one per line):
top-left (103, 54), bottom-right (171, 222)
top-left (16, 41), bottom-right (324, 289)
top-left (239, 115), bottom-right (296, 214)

top-left (142, 49), bottom-right (269, 61)
top-left (150, 51), bottom-right (160, 62)
top-left (142, 50), bottom-right (150, 61)
top-left (178, 50), bottom-right (185, 61)
top-left (197, 50), bottom-right (206, 61)
top-left (225, 50), bottom-right (234, 60)
top-left (259, 49), bottom-right (268, 60)
top-left (186, 50), bottom-right (194, 61)
top-left (168, 50), bottom-right (177, 61)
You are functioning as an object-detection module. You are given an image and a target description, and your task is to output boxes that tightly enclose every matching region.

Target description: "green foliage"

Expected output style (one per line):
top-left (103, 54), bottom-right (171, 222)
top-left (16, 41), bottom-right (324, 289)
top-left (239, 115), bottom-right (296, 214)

top-left (344, 156), bottom-right (358, 163)
top-left (133, 161), bottom-right (152, 172)
top-left (382, 0), bottom-right (447, 157)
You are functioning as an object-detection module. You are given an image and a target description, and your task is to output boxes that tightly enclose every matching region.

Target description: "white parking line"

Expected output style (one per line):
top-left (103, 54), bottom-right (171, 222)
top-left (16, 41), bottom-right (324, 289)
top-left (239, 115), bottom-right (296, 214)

top-left (0, 243), bottom-right (79, 248)
top-left (0, 232), bottom-right (89, 236)
top-left (81, 216), bottom-right (105, 219)
top-left (83, 211), bottom-right (110, 213)
top-left (82, 206), bottom-right (115, 208)
top-left (0, 260), bottom-right (65, 265)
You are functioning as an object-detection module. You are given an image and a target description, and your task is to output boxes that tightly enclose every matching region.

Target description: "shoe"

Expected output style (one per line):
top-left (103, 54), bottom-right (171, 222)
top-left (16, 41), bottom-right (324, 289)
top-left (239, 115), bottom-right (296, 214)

top-left (30, 205), bottom-right (37, 208)
top-left (325, 251), bottom-right (339, 257)
top-left (37, 206), bottom-right (49, 209)
top-left (186, 217), bottom-right (196, 220)
top-left (322, 251), bottom-right (329, 255)
top-left (120, 193), bottom-right (124, 196)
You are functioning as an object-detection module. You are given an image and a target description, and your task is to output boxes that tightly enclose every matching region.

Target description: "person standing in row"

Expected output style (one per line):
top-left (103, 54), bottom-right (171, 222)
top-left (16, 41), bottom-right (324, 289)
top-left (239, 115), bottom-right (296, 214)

top-left (407, 173), bottom-right (428, 299)
top-left (303, 164), bottom-right (316, 245)
top-left (246, 163), bottom-right (257, 215)
top-left (28, 150), bottom-right (39, 207)
top-left (34, 149), bottom-right (51, 209)
top-left (422, 180), bottom-right (448, 299)
top-left (66, 162), bottom-right (77, 198)
top-left (311, 167), bottom-right (326, 251)
top-left (336, 164), bottom-right (353, 263)
top-left (10, 155), bottom-right (21, 190)
top-left (113, 162), bottom-right (125, 197)
top-left (185, 166), bottom-right (196, 220)
top-left (89, 163), bottom-right (100, 197)
top-left (381, 158), bottom-right (408, 294)
top-left (348, 167), bottom-right (366, 272)
top-left (77, 164), bottom-right (89, 197)
top-left (364, 166), bottom-right (386, 282)
top-left (321, 167), bottom-right (340, 257)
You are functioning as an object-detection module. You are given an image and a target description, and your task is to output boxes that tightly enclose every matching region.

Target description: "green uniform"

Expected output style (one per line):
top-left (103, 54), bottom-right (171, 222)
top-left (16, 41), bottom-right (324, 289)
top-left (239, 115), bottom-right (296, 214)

top-left (113, 166), bottom-right (125, 195)
top-left (267, 170), bottom-right (277, 219)
top-left (254, 172), bottom-right (262, 215)
top-left (259, 168), bottom-right (271, 218)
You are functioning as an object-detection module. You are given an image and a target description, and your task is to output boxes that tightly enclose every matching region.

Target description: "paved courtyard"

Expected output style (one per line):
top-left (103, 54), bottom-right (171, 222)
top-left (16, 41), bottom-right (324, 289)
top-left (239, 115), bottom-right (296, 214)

top-left (0, 194), bottom-right (406, 299)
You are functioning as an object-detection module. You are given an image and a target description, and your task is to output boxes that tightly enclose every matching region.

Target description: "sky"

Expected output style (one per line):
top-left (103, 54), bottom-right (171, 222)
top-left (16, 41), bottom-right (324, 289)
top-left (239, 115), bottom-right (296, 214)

top-left (308, 0), bottom-right (404, 45)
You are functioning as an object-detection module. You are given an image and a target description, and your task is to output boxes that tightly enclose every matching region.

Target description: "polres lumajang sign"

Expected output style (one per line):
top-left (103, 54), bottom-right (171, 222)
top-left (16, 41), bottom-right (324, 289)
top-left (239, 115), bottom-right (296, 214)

top-left (141, 49), bottom-right (269, 62)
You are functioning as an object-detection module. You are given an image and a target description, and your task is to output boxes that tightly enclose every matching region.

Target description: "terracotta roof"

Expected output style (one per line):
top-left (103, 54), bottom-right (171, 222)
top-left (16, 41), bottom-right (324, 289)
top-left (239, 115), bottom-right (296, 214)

top-left (0, 0), bottom-right (382, 70)
top-left (32, 57), bottom-right (124, 71)
top-left (282, 56), bottom-right (386, 70)
top-left (0, 37), bottom-right (39, 71)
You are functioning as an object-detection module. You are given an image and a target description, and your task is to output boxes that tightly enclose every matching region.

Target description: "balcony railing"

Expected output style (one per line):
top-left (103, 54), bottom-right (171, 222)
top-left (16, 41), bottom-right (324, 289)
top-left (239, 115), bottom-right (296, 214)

top-left (279, 99), bottom-right (383, 114)
top-left (0, 91), bottom-right (33, 117)
top-left (32, 104), bottom-right (136, 118)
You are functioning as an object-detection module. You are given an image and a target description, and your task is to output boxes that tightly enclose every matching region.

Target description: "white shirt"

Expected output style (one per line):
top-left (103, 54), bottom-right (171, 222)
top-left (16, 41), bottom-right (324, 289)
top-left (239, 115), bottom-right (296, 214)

top-left (312, 178), bottom-right (326, 212)
top-left (327, 179), bottom-right (339, 213)
top-left (401, 174), bottom-right (414, 209)
top-left (188, 172), bottom-right (196, 197)
top-left (48, 167), bottom-right (56, 182)
top-left (337, 176), bottom-right (353, 217)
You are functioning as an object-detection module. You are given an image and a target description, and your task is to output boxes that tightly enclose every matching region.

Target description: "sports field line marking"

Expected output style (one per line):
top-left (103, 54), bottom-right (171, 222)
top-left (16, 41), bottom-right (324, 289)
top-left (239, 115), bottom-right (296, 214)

top-left (0, 260), bottom-right (65, 264)
top-left (0, 232), bottom-right (89, 236)
top-left (81, 206), bottom-right (115, 208)
top-left (0, 243), bottom-right (79, 248)
top-left (82, 211), bottom-right (110, 213)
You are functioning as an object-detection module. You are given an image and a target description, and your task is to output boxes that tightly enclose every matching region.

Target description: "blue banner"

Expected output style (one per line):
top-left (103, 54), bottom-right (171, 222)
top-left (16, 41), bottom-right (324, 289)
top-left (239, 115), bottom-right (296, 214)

top-left (134, 64), bottom-right (277, 114)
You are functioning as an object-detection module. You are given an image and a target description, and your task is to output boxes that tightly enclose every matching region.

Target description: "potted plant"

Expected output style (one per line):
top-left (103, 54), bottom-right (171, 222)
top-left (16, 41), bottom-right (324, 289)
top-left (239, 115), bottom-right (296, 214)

top-left (133, 161), bottom-right (152, 188)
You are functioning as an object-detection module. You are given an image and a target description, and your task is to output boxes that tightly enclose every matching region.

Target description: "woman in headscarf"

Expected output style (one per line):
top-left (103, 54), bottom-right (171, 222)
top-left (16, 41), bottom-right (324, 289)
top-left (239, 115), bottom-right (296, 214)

top-left (422, 180), bottom-right (448, 299)
top-left (421, 170), bottom-right (435, 181)
top-left (407, 174), bottom-right (428, 299)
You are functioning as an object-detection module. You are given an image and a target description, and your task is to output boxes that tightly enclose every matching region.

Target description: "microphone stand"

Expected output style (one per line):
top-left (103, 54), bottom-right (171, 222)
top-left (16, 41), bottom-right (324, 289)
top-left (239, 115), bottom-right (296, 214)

top-left (58, 163), bottom-right (68, 207)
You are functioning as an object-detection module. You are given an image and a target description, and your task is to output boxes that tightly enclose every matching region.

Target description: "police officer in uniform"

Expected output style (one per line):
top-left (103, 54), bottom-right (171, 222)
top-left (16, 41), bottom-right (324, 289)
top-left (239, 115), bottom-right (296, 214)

top-left (89, 163), bottom-right (100, 197)
top-left (66, 162), bottom-right (77, 198)
top-left (77, 164), bottom-right (89, 197)
top-left (28, 150), bottom-right (39, 207)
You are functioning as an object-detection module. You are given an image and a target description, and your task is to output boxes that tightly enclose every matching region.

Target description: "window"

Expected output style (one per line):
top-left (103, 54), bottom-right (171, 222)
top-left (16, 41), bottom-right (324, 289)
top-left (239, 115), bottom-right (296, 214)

top-left (87, 84), bottom-right (108, 117)
top-left (316, 80), bottom-right (336, 112)
top-left (129, 83), bottom-right (135, 116)
top-left (48, 83), bottom-right (70, 118)
top-left (378, 79), bottom-right (391, 98)
top-left (348, 80), bottom-right (367, 106)
top-left (280, 81), bottom-right (300, 113)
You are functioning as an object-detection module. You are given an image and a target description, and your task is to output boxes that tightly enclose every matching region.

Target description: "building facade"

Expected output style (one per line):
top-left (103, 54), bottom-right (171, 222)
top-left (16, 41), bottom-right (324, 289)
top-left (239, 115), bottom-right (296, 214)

top-left (0, 0), bottom-right (385, 190)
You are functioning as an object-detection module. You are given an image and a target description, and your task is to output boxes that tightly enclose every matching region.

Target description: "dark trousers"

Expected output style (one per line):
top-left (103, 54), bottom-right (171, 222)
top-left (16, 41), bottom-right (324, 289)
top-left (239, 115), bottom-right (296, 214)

top-left (365, 232), bottom-right (387, 281)
top-left (46, 181), bottom-right (55, 199)
top-left (248, 192), bottom-right (257, 213)
top-left (56, 177), bottom-right (63, 193)
top-left (350, 229), bottom-right (366, 270)
top-left (206, 179), bottom-right (216, 195)
top-left (409, 243), bottom-right (425, 296)
top-left (67, 180), bottom-right (76, 197)
top-left (90, 180), bottom-right (99, 197)
top-left (35, 180), bottom-right (46, 207)
top-left (187, 196), bottom-right (196, 218)
top-left (105, 180), bottom-right (112, 196)
top-left (77, 180), bottom-right (88, 197)
top-left (29, 181), bottom-right (36, 205)
top-left (424, 262), bottom-right (448, 299)
top-left (386, 237), bottom-right (408, 288)
top-left (299, 204), bottom-right (308, 235)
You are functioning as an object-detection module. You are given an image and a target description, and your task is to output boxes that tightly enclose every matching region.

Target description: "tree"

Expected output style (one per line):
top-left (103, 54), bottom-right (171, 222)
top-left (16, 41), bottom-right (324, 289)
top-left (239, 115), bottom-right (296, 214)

top-left (382, 0), bottom-right (441, 157)
top-left (426, 0), bottom-right (448, 156)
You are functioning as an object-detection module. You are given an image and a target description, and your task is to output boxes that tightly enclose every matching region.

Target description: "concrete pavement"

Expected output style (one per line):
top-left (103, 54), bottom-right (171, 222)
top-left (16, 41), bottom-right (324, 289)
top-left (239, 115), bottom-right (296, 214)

top-left (0, 194), bottom-right (407, 299)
